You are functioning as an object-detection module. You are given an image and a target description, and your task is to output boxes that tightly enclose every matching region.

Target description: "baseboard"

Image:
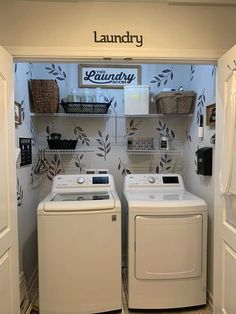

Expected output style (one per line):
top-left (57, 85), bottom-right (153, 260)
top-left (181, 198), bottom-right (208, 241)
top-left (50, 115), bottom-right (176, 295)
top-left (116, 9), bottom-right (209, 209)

top-left (27, 266), bottom-right (38, 303)
top-left (207, 290), bottom-right (213, 310)
top-left (25, 304), bottom-right (33, 314)
top-left (25, 267), bottom-right (39, 314)
top-left (19, 272), bottom-right (30, 314)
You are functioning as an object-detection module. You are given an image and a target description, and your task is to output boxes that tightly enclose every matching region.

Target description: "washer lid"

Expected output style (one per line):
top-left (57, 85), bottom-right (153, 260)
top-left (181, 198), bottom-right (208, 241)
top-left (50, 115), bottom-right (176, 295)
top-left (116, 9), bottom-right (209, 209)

top-left (124, 190), bottom-right (207, 210)
top-left (43, 191), bottom-right (115, 212)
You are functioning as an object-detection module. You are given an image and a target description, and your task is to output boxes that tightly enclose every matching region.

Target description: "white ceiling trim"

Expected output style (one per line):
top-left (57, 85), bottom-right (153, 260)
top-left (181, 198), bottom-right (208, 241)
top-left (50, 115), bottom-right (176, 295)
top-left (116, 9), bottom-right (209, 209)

top-left (17, 0), bottom-right (236, 5)
top-left (169, 0), bottom-right (236, 5)
top-left (5, 45), bottom-right (221, 63)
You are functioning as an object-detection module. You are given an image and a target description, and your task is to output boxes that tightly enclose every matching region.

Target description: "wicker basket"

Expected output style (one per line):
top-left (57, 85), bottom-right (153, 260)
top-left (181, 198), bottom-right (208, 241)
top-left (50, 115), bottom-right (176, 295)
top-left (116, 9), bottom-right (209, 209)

top-left (156, 91), bottom-right (196, 114)
top-left (29, 79), bottom-right (59, 113)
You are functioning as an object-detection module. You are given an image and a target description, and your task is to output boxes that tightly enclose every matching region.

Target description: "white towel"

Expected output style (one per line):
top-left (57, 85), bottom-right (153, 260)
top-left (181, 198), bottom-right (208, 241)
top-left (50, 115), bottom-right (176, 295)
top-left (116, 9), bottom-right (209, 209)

top-left (220, 71), bottom-right (236, 195)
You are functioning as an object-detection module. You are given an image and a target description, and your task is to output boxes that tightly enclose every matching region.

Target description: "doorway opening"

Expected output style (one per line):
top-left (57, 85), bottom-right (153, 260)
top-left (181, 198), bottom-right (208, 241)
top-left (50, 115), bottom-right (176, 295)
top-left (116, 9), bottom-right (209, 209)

top-left (14, 60), bottom-right (216, 314)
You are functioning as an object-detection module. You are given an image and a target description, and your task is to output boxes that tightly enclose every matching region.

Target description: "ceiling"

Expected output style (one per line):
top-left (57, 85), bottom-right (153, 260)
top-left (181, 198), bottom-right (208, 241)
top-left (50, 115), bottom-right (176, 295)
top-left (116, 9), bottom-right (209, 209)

top-left (16, 0), bottom-right (236, 5)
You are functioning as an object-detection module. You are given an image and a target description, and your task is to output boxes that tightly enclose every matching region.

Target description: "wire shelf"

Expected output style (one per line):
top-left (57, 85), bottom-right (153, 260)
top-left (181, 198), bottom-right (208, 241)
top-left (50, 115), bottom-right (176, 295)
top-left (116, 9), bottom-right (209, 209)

top-left (126, 149), bottom-right (184, 155)
top-left (43, 149), bottom-right (94, 154)
top-left (30, 113), bottom-right (193, 118)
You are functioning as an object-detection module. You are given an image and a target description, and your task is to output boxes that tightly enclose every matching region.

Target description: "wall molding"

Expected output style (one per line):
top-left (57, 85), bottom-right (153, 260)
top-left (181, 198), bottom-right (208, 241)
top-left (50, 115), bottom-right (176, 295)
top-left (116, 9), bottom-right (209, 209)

top-left (5, 46), bottom-right (223, 63)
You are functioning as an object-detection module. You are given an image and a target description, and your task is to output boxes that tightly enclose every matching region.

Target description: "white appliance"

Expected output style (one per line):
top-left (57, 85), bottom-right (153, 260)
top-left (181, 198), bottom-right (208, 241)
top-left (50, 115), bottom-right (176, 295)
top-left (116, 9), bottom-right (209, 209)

top-left (124, 85), bottom-right (149, 115)
top-left (38, 174), bottom-right (121, 314)
top-left (123, 173), bottom-right (207, 310)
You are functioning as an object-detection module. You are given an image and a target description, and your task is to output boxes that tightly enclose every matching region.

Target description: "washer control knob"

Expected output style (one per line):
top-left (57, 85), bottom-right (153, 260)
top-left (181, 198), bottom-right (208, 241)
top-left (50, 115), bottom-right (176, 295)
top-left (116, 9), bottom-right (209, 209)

top-left (148, 176), bottom-right (155, 184)
top-left (77, 177), bottom-right (85, 184)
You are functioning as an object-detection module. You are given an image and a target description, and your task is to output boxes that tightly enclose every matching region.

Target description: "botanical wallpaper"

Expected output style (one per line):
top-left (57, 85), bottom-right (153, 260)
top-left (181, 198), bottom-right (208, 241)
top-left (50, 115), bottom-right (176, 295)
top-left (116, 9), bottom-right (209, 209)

top-left (14, 62), bottom-right (217, 198)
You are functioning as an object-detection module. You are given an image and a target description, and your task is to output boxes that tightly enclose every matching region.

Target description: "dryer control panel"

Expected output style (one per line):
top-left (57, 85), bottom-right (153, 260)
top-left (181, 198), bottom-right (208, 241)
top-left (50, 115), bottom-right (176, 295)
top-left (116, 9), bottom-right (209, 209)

top-left (124, 174), bottom-right (184, 190)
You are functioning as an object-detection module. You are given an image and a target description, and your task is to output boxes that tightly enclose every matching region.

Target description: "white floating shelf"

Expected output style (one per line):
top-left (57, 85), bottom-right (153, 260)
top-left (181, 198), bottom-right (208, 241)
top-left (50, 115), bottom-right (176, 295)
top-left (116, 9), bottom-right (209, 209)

top-left (127, 149), bottom-right (184, 155)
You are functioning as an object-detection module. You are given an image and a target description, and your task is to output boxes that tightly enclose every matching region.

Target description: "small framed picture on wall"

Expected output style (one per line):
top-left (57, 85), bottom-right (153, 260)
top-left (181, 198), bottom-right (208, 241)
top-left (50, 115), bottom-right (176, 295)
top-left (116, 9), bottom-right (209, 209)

top-left (206, 103), bottom-right (216, 127)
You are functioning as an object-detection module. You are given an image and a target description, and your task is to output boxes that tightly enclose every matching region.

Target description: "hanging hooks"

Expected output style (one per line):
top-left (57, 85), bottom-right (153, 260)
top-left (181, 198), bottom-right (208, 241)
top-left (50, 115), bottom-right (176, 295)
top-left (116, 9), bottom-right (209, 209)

top-left (227, 60), bottom-right (236, 71)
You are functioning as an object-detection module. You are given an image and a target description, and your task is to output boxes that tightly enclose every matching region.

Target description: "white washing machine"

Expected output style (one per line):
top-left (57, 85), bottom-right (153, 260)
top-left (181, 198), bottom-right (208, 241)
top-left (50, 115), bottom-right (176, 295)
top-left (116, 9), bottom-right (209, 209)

top-left (123, 174), bottom-right (207, 310)
top-left (38, 174), bottom-right (121, 314)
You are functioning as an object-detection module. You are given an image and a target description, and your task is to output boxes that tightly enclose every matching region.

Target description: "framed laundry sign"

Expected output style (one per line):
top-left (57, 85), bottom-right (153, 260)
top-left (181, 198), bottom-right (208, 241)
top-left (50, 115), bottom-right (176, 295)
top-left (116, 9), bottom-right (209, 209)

top-left (79, 64), bottom-right (141, 89)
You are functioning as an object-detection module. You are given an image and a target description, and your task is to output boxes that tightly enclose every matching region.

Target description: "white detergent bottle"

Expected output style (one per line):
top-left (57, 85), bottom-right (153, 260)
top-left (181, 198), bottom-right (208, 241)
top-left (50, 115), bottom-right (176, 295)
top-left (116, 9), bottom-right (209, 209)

top-left (71, 88), bottom-right (78, 102)
top-left (95, 88), bottom-right (105, 103)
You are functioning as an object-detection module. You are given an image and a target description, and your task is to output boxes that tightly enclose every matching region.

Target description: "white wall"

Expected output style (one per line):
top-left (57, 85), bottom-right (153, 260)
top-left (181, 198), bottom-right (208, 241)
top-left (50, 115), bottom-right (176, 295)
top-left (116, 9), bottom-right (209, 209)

top-left (14, 63), bottom-right (40, 289)
top-left (183, 64), bottom-right (216, 297)
top-left (1, 1), bottom-right (236, 54)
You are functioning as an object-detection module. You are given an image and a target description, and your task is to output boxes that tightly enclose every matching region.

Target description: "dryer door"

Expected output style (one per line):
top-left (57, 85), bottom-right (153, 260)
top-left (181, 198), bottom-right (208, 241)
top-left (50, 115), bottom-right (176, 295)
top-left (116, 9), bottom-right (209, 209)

top-left (135, 214), bottom-right (202, 280)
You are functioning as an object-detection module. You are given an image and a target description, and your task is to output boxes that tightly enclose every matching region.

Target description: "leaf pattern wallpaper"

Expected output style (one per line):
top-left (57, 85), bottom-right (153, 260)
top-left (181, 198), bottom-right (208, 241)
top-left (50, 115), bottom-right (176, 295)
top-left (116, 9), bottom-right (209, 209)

top-left (189, 65), bottom-right (195, 86)
top-left (45, 64), bottom-right (68, 85)
top-left (17, 178), bottom-right (23, 207)
top-left (156, 120), bottom-right (175, 141)
top-left (74, 154), bottom-right (85, 173)
top-left (150, 66), bottom-right (174, 88)
top-left (47, 154), bottom-right (64, 181)
top-left (156, 154), bottom-right (172, 174)
top-left (74, 126), bottom-right (90, 146)
top-left (96, 131), bottom-right (111, 160)
top-left (197, 89), bottom-right (206, 123)
top-left (118, 158), bottom-right (131, 176)
top-left (125, 119), bottom-right (142, 138)
top-left (104, 95), bottom-right (118, 113)
top-left (186, 128), bottom-right (192, 144)
top-left (14, 61), bottom-right (216, 201)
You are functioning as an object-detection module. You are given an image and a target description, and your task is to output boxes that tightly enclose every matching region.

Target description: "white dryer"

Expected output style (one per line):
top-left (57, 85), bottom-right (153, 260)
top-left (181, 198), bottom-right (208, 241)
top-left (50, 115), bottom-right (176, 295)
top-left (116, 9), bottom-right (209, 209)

top-left (38, 174), bottom-right (121, 314)
top-left (123, 174), bottom-right (207, 310)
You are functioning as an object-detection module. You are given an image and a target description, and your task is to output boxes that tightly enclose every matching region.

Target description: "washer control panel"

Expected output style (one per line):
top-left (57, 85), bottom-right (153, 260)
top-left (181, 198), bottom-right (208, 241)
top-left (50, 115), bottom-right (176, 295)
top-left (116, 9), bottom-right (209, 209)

top-left (148, 176), bottom-right (155, 183)
top-left (77, 177), bottom-right (85, 184)
top-left (52, 174), bottom-right (112, 190)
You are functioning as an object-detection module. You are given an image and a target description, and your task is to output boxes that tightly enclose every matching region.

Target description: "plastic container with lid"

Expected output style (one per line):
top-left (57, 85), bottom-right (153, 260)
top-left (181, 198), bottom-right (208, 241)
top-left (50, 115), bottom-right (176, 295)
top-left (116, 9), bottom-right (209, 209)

top-left (124, 85), bottom-right (149, 115)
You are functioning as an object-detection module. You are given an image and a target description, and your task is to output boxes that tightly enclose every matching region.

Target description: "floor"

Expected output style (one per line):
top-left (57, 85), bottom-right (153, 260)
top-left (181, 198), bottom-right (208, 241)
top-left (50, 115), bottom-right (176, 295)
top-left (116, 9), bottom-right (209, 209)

top-left (31, 280), bottom-right (213, 314)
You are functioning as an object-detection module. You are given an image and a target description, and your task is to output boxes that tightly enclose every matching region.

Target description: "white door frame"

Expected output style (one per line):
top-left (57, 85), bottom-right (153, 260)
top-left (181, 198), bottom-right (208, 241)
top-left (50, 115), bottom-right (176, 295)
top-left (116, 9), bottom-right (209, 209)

top-left (0, 46), bottom-right (20, 314)
top-left (5, 45), bottom-right (222, 313)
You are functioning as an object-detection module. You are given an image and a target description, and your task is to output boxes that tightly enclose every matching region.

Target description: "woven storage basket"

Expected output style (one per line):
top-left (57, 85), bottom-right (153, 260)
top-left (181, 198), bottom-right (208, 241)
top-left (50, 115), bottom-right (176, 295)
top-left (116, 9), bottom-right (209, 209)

top-left (156, 91), bottom-right (196, 114)
top-left (29, 79), bottom-right (59, 113)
